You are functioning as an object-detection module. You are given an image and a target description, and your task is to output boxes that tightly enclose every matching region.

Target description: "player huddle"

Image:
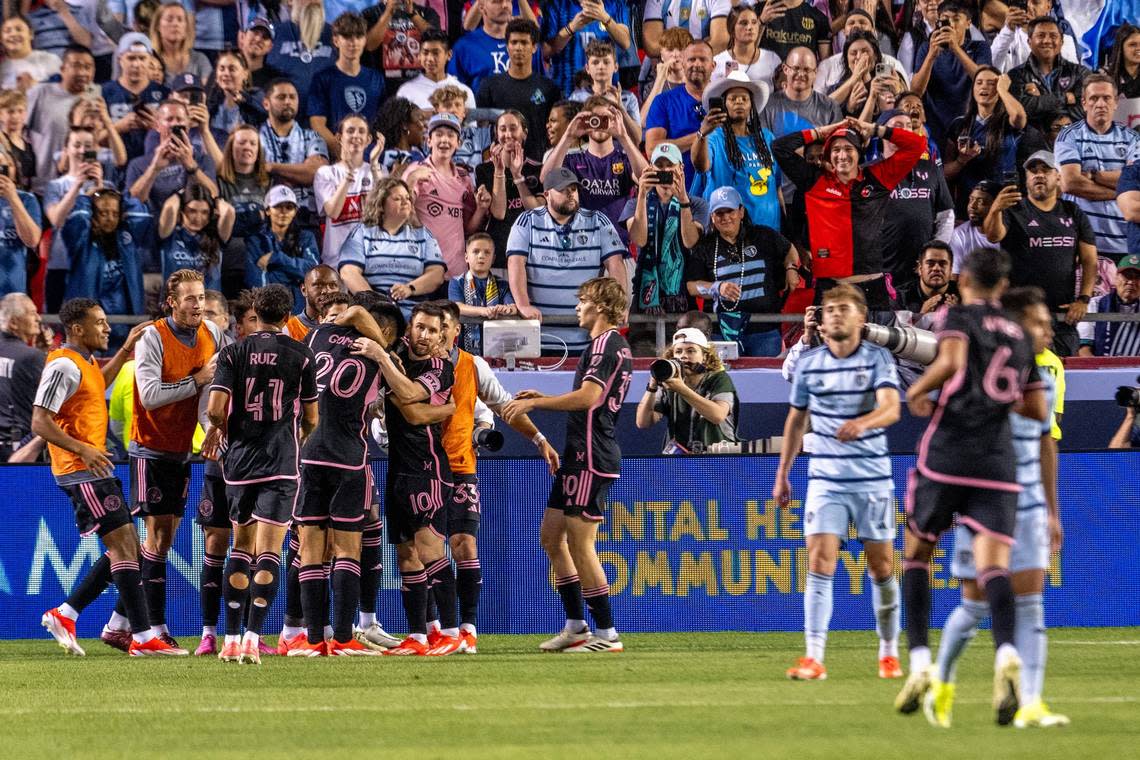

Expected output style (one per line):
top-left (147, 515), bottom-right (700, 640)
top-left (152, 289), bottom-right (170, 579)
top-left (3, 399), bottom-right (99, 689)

top-left (36, 269), bottom-right (632, 660)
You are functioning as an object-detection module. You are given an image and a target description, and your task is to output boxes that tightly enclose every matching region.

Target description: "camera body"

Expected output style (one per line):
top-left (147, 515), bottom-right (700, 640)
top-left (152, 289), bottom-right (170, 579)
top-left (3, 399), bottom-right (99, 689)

top-left (1115, 386), bottom-right (1140, 409)
top-left (472, 427), bottom-right (504, 452)
top-left (583, 113), bottom-right (609, 131)
top-left (650, 358), bottom-right (684, 383)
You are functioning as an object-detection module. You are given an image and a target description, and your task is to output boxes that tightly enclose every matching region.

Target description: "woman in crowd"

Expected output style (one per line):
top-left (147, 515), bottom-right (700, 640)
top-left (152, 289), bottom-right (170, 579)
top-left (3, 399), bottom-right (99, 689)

top-left (373, 97), bottom-right (426, 177)
top-left (245, 185), bottom-right (319, 309)
top-left (58, 97), bottom-right (127, 179)
top-left (314, 114), bottom-right (376, 267)
top-left (828, 32), bottom-right (896, 118)
top-left (1105, 23), bottom-right (1140, 108)
top-left (710, 5), bottom-right (780, 88)
top-left (0, 15), bottom-right (60, 91)
top-left (206, 50), bottom-right (266, 137)
top-left (543, 99), bottom-right (582, 164)
top-left (157, 184), bottom-right (234, 291)
top-left (0, 150), bottom-right (41, 297)
top-left (61, 187), bottom-right (150, 321)
top-left (217, 124), bottom-right (271, 297)
top-left (149, 2), bottom-right (212, 87)
top-left (475, 109), bottom-right (543, 269)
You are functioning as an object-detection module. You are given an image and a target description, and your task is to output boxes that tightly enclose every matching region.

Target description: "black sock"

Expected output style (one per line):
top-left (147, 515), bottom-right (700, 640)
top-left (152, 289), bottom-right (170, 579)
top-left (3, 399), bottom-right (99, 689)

top-left (284, 533), bottom-right (303, 626)
top-left (554, 574), bottom-right (585, 622)
top-left (139, 546), bottom-right (167, 626)
top-left (456, 559), bottom-right (481, 627)
top-left (979, 566), bottom-right (1016, 650)
top-left (331, 557), bottom-right (361, 642)
top-left (110, 559), bottom-right (150, 634)
top-left (359, 528), bottom-right (382, 616)
top-left (426, 557), bottom-right (457, 630)
top-left (65, 552), bottom-right (111, 612)
top-left (246, 552), bottom-right (281, 635)
top-left (582, 584), bottom-right (614, 630)
top-left (113, 596), bottom-right (126, 618)
top-left (222, 551), bottom-right (252, 637)
top-left (425, 591), bottom-right (439, 625)
top-left (199, 552), bottom-right (225, 628)
top-left (400, 568), bottom-right (429, 636)
top-left (322, 562), bottom-right (332, 629)
top-left (903, 562), bottom-right (931, 651)
top-left (299, 564), bottom-right (326, 645)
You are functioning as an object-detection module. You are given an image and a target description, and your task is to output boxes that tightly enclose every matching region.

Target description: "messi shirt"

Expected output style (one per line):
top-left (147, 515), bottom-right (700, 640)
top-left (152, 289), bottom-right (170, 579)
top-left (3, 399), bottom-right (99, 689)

top-left (302, 324), bottom-right (381, 470)
top-left (564, 329), bottom-right (633, 477)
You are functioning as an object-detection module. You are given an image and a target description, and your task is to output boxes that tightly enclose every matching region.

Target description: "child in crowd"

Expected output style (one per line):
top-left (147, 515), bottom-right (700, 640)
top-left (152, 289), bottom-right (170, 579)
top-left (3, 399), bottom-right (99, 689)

top-left (570, 40), bottom-right (641, 141)
top-left (0, 90), bottom-right (34, 192)
top-left (429, 84), bottom-right (491, 172)
top-left (448, 231), bottom-right (516, 355)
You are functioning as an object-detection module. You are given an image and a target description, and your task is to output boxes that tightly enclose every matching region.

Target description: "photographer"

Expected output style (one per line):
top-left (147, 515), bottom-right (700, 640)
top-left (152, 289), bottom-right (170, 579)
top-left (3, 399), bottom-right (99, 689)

top-left (1109, 400), bottom-right (1140, 449)
top-left (636, 328), bottom-right (740, 454)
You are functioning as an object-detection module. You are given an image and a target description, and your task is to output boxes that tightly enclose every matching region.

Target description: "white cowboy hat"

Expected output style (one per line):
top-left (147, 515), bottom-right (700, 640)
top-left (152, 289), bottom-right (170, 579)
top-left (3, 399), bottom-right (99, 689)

top-left (702, 70), bottom-right (770, 114)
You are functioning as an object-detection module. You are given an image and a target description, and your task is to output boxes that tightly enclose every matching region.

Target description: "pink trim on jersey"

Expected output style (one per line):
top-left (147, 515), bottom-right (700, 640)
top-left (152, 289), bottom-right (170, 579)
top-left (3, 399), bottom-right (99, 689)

top-left (300, 458), bottom-right (366, 471)
top-left (423, 357), bottom-right (448, 481)
top-left (584, 330), bottom-right (620, 477)
top-left (916, 463), bottom-right (1023, 493)
top-left (904, 469), bottom-right (940, 543)
top-left (223, 474), bottom-right (300, 485)
top-left (253, 513), bottom-right (292, 527)
top-left (958, 515), bottom-right (1015, 546)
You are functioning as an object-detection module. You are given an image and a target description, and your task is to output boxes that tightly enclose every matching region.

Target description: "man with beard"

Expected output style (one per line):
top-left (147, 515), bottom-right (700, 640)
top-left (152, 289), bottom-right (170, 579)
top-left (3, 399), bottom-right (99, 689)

top-left (646, 40), bottom-right (714, 184)
top-left (1080, 255), bottom-right (1140, 357)
top-left (102, 34), bottom-right (169, 163)
top-left (285, 265), bottom-right (342, 341)
top-left (259, 79), bottom-right (330, 236)
top-left (950, 181), bottom-right (1000, 274)
top-left (893, 241), bottom-right (960, 315)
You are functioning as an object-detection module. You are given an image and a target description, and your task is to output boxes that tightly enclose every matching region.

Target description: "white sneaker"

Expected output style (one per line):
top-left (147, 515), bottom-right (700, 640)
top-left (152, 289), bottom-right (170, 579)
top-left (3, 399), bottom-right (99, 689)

top-left (539, 627), bottom-right (590, 652)
top-left (564, 634), bottom-right (624, 653)
top-left (994, 652), bottom-right (1022, 726)
top-left (355, 623), bottom-right (401, 650)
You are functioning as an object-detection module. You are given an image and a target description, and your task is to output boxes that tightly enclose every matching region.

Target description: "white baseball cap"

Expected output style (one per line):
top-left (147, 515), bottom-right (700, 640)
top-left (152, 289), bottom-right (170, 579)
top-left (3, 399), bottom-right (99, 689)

top-left (265, 185), bottom-right (298, 207)
top-left (672, 327), bottom-right (709, 348)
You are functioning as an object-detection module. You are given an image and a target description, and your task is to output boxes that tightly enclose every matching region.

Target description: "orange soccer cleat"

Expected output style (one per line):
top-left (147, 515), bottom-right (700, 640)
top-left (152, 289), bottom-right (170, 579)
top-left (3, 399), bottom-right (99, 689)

top-left (879, 656), bottom-right (904, 679)
top-left (786, 656), bottom-right (828, 680)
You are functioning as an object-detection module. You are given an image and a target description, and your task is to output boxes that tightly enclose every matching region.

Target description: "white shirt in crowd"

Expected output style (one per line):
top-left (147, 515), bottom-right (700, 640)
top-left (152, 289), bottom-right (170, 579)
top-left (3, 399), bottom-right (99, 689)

top-left (313, 163), bottom-right (374, 268)
top-left (396, 74), bottom-right (477, 111)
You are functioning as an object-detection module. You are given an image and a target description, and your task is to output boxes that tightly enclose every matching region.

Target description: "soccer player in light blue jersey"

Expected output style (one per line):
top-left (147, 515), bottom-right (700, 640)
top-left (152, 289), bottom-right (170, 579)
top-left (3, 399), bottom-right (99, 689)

top-left (925, 286), bottom-right (1070, 729)
top-left (774, 283), bottom-right (903, 681)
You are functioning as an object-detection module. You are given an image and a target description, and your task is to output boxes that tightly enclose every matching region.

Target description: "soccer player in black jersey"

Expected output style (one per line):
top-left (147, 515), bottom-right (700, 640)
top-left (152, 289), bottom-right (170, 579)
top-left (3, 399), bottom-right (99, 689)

top-left (503, 277), bottom-right (634, 653)
top-left (203, 285), bottom-right (319, 665)
top-left (894, 249), bottom-right (1048, 725)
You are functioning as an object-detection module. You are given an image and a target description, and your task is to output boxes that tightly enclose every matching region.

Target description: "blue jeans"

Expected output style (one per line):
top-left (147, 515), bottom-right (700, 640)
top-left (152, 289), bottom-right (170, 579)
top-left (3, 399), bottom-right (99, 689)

top-left (735, 328), bottom-right (782, 357)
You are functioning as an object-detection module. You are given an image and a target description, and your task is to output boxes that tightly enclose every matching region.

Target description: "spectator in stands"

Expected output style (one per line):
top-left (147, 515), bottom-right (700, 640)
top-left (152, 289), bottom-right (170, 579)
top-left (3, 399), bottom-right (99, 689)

top-left (636, 326), bottom-right (740, 454)
top-left (983, 150), bottom-right (1097, 356)
top-left (374, 97), bottom-right (427, 176)
top-left (157, 183), bottom-right (235, 291)
top-left (991, 0), bottom-right (1079, 73)
top-left (462, 0), bottom-right (541, 32)
top-left (267, 0), bottom-right (335, 119)
top-left (642, 0), bottom-right (729, 57)
top-left (23, 0), bottom-right (96, 60)
top-left (429, 84), bottom-right (490, 172)
top-left (949, 180), bottom-right (1000, 275)
top-left (0, 149), bottom-right (41, 299)
top-left (1108, 403), bottom-right (1140, 449)
top-left (686, 186), bottom-right (800, 356)
top-left (246, 185), bottom-right (320, 309)
top-left (544, 99), bottom-right (582, 163)
top-left (149, 2), bottom-right (212, 87)
top-left (639, 26), bottom-right (692, 121)
top-left (476, 110), bottom-right (543, 268)
top-left (1007, 16), bottom-right (1088, 127)
top-left (363, 0), bottom-right (441, 93)
top-left (757, 0), bottom-right (831, 62)
top-left (897, 0), bottom-right (939, 76)
top-left (339, 177), bottom-right (446, 308)
top-left (0, 15), bottom-right (61, 90)
top-left (476, 19), bottom-right (561, 161)
top-left (646, 40), bottom-right (714, 184)
top-left (449, 0), bottom-right (513, 94)
top-left (395, 28), bottom-right (476, 111)
top-left (759, 47), bottom-right (844, 138)
top-left (26, 44), bottom-right (95, 194)
top-left (205, 50), bottom-right (266, 138)
top-left (506, 166), bottom-right (627, 353)
top-left (0, 292), bottom-right (43, 461)
top-left (1079, 254), bottom-right (1140, 357)
top-left (238, 18), bottom-right (284, 91)
top-left (693, 71), bottom-right (780, 232)
top-left (893, 240), bottom-right (959, 314)
top-left (896, 90), bottom-right (937, 155)
top-left (260, 79), bottom-right (330, 235)
top-left (1055, 74), bottom-right (1140, 259)
top-left (1120, 157), bottom-right (1140, 254)
top-left (0, 90), bottom-right (34, 192)
top-left (816, 11), bottom-right (907, 97)
top-left (217, 125), bottom-right (270, 296)
top-left (911, 0), bottom-right (992, 145)
top-left (710, 5), bottom-right (780, 88)
top-left (542, 1), bottom-right (632, 96)
top-left (449, 231), bottom-right (517, 355)
top-left (126, 98), bottom-right (219, 218)
top-left (308, 13), bottom-right (384, 161)
top-left (103, 33), bottom-right (168, 164)
top-left (570, 39), bottom-right (641, 142)
top-left (677, 309), bottom-right (715, 338)
top-left (825, 32), bottom-right (906, 118)
top-left (314, 114), bottom-right (375, 267)
top-left (1104, 24), bottom-right (1140, 112)
top-left (61, 96), bottom-right (128, 180)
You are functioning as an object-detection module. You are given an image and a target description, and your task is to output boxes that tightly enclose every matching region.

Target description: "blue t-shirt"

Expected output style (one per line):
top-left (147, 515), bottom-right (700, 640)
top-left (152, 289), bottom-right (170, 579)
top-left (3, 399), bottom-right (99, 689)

top-left (102, 80), bottom-right (170, 161)
top-left (161, 227), bottom-right (222, 291)
top-left (696, 127), bottom-right (782, 231)
top-left (914, 39), bottom-right (992, 145)
top-left (1120, 162), bottom-right (1140, 254)
top-left (307, 65), bottom-right (386, 130)
top-left (645, 86), bottom-right (704, 184)
top-left (0, 191), bottom-right (42, 297)
top-left (448, 27), bottom-right (510, 95)
top-left (541, 1), bottom-right (632, 94)
top-left (267, 22), bottom-right (336, 119)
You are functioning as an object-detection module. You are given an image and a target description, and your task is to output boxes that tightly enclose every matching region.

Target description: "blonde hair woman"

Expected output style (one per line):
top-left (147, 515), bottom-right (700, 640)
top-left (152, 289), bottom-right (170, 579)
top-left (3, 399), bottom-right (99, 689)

top-left (150, 2), bottom-right (212, 87)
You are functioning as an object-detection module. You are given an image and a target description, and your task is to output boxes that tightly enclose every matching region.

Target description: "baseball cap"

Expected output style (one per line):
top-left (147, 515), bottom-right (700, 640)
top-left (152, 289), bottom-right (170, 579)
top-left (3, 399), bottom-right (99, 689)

top-left (116, 32), bottom-right (152, 57)
top-left (1118, 254), bottom-right (1140, 274)
top-left (1022, 150), bottom-right (1058, 171)
top-left (672, 328), bottom-right (709, 348)
top-left (245, 16), bottom-right (275, 39)
top-left (650, 142), bottom-right (683, 166)
top-left (543, 167), bottom-right (580, 193)
top-left (708, 186), bottom-right (743, 213)
top-left (876, 108), bottom-right (907, 126)
top-left (427, 112), bottom-right (462, 136)
top-left (265, 185), bottom-right (298, 207)
top-left (172, 73), bottom-right (204, 92)
top-left (823, 126), bottom-right (863, 156)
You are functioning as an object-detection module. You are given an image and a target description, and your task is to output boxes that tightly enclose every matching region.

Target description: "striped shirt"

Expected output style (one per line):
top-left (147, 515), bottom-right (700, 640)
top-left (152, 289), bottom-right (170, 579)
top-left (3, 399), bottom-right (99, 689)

top-left (259, 122), bottom-right (330, 215)
top-left (1053, 120), bottom-right (1140, 255)
top-left (506, 207), bottom-right (625, 353)
top-left (789, 342), bottom-right (900, 494)
top-left (339, 223), bottom-right (445, 310)
top-left (1012, 356), bottom-right (1056, 512)
top-left (1077, 293), bottom-right (1140, 356)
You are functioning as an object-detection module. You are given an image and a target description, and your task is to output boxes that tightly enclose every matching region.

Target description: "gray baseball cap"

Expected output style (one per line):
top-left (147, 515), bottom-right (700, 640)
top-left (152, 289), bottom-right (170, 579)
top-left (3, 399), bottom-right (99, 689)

top-left (543, 167), bottom-right (580, 193)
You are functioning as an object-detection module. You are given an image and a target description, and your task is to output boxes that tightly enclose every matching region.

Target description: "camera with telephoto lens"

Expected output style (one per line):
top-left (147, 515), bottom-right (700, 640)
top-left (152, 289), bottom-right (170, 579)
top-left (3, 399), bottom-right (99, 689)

top-left (651, 358), bottom-right (684, 383)
top-left (473, 427), bottom-right (504, 452)
top-left (1115, 378), bottom-right (1140, 409)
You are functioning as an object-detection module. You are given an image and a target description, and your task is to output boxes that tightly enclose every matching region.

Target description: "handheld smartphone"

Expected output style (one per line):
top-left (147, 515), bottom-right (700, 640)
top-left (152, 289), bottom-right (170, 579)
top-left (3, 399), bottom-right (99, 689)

top-left (708, 96), bottom-right (725, 113)
top-left (187, 91), bottom-right (204, 106)
top-left (937, 17), bottom-right (951, 30)
top-left (0, 165), bottom-right (8, 178)
top-left (1009, 0), bottom-right (1027, 9)
top-left (1001, 170), bottom-right (1019, 187)
top-left (82, 149), bottom-right (98, 162)
top-left (957, 135), bottom-right (971, 152)
top-left (171, 125), bottom-right (187, 141)
top-left (874, 62), bottom-right (892, 80)
top-left (654, 169), bottom-right (674, 185)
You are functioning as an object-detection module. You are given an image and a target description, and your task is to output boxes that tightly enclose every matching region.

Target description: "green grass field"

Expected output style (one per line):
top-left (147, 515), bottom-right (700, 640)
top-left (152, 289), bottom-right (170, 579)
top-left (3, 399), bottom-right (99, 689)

top-left (2, 628), bottom-right (1137, 759)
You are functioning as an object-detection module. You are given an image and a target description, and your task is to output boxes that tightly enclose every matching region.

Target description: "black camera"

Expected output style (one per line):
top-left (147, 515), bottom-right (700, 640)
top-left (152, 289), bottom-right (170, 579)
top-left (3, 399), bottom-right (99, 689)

top-left (1115, 385), bottom-right (1140, 409)
top-left (654, 169), bottom-right (674, 185)
top-left (650, 358), bottom-right (684, 383)
top-left (473, 427), bottom-right (504, 452)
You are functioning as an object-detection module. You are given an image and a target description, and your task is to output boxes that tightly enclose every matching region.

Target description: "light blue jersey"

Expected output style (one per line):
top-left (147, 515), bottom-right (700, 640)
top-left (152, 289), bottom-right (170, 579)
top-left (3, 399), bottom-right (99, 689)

top-left (789, 342), bottom-right (900, 494)
top-left (1053, 121), bottom-right (1140, 255)
top-left (338, 222), bottom-right (444, 313)
top-left (1012, 363), bottom-right (1055, 512)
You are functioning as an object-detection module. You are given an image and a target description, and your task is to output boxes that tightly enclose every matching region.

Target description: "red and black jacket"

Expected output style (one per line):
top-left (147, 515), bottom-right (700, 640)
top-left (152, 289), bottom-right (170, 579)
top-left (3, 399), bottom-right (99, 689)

top-left (773, 127), bottom-right (927, 280)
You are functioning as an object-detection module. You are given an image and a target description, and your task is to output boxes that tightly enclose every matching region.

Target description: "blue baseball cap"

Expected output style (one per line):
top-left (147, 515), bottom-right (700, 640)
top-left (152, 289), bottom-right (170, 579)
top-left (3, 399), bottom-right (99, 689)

top-left (709, 186), bottom-right (743, 213)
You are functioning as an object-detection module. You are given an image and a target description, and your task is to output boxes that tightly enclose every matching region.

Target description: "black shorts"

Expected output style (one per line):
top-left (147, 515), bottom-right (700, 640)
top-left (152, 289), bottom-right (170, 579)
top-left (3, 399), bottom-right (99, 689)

top-left (906, 468), bottom-right (1018, 544)
top-left (546, 468), bottom-right (614, 522)
top-left (227, 479), bottom-right (299, 527)
top-left (130, 456), bottom-right (190, 517)
top-left (295, 465), bottom-right (371, 532)
top-left (61, 478), bottom-right (132, 538)
top-left (434, 473), bottom-right (480, 537)
top-left (385, 472), bottom-right (451, 545)
top-left (196, 473), bottom-right (231, 529)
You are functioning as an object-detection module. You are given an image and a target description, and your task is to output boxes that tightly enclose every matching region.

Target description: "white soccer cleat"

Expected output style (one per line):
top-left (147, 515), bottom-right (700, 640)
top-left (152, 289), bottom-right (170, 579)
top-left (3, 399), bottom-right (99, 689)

top-left (355, 623), bottom-right (401, 650)
top-left (993, 652), bottom-right (1022, 726)
top-left (564, 635), bottom-right (624, 653)
top-left (895, 666), bottom-right (933, 714)
top-left (539, 627), bottom-right (591, 652)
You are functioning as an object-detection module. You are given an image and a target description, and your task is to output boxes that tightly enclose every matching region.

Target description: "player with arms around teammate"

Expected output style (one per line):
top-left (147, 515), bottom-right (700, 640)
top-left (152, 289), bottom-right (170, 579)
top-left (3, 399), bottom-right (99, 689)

top-left (204, 285), bottom-right (319, 664)
top-left (774, 284), bottom-right (903, 681)
top-left (925, 286), bottom-right (1069, 729)
top-left (37, 301), bottom-right (184, 656)
top-left (503, 277), bottom-right (634, 653)
top-left (895, 248), bottom-right (1048, 726)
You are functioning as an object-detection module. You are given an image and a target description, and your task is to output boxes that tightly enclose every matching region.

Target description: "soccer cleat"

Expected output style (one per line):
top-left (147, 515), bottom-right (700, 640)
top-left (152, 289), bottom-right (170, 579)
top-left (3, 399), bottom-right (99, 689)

top-left (382, 637), bottom-right (429, 656)
top-left (923, 678), bottom-right (955, 728)
top-left (239, 639), bottom-right (262, 665)
top-left (993, 653), bottom-right (1022, 726)
top-left (539, 627), bottom-right (591, 652)
top-left (195, 634), bottom-right (217, 656)
top-left (277, 632), bottom-right (308, 655)
top-left (1013, 700), bottom-right (1070, 729)
top-left (564, 634), bottom-right (624, 653)
top-left (786, 656), bottom-right (827, 680)
top-left (159, 633), bottom-right (188, 655)
top-left (286, 639), bottom-right (327, 657)
top-left (218, 640), bottom-right (242, 662)
top-left (100, 628), bottom-right (132, 653)
top-left (426, 628), bottom-right (444, 648)
top-left (129, 637), bottom-right (189, 657)
top-left (895, 666), bottom-right (933, 714)
top-left (42, 608), bottom-right (85, 656)
top-left (328, 638), bottom-right (383, 656)
top-left (355, 623), bottom-right (401, 650)
top-left (425, 635), bottom-right (463, 656)
top-left (879, 655), bottom-right (903, 679)
top-left (257, 639), bottom-right (276, 657)
top-left (460, 630), bottom-right (477, 654)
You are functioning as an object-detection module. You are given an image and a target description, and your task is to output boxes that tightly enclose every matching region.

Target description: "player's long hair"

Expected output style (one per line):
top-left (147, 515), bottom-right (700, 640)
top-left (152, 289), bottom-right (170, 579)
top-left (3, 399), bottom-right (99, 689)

top-left (577, 277), bottom-right (627, 326)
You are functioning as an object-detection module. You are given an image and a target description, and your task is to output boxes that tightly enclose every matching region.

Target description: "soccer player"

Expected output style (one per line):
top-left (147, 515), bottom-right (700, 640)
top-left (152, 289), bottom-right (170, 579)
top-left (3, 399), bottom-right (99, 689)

top-left (352, 302), bottom-right (459, 656)
top-left (285, 264), bottom-right (342, 341)
top-left (288, 293), bottom-right (404, 657)
top-left (895, 248), bottom-right (1048, 726)
top-left (926, 286), bottom-right (1070, 729)
top-left (502, 277), bottom-right (633, 653)
top-left (127, 269), bottom-right (224, 652)
top-left (37, 301), bottom-right (183, 656)
top-left (204, 285), bottom-right (319, 664)
top-left (773, 284), bottom-right (903, 681)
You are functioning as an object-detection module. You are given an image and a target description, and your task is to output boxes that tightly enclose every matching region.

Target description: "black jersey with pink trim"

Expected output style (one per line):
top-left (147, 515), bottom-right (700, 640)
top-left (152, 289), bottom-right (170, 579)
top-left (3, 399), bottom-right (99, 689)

top-left (385, 342), bottom-right (454, 482)
top-left (917, 303), bottom-right (1042, 486)
top-left (301, 324), bottom-right (381, 470)
top-left (210, 331), bottom-right (318, 484)
top-left (564, 329), bottom-right (633, 477)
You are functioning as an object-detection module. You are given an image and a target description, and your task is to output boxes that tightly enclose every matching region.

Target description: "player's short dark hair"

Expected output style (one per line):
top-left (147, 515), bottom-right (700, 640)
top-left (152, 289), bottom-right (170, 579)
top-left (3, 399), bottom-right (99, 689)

top-left (410, 301), bottom-right (446, 327)
top-left (920, 240), bottom-right (954, 264)
top-left (961, 248), bottom-right (1011, 289)
top-left (505, 18), bottom-right (540, 44)
top-left (436, 300), bottom-right (461, 325)
top-left (331, 11), bottom-right (367, 38)
top-left (231, 289), bottom-right (255, 321)
top-left (204, 289), bottom-right (229, 313)
top-left (1027, 16), bottom-right (1061, 36)
top-left (1001, 286), bottom-right (1047, 316)
top-left (318, 292), bottom-right (352, 317)
top-left (59, 298), bottom-right (99, 330)
top-left (353, 291), bottom-right (405, 338)
top-left (676, 310), bottom-right (714, 338)
top-left (253, 284), bottom-right (294, 324)
top-left (420, 27), bottom-right (449, 49)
